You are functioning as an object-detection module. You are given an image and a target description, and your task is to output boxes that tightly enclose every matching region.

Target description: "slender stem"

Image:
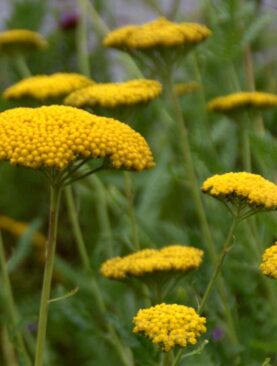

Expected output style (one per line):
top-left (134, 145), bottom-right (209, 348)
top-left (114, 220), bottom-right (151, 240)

top-left (77, 0), bottom-right (91, 77)
top-left (34, 185), bottom-right (61, 366)
top-left (198, 219), bottom-right (238, 314)
top-left (160, 351), bottom-right (174, 366)
top-left (0, 232), bottom-right (31, 366)
top-left (13, 54), bottom-right (31, 78)
top-left (65, 186), bottom-right (90, 270)
top-left (240, 121), bottom-right (251, 172)
top-left (124, 171), bottom-right (140, 250)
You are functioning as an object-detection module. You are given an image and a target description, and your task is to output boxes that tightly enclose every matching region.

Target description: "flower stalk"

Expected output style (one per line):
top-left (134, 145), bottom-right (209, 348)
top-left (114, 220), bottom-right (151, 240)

top-left (34, 184), bottom-right (61, 366)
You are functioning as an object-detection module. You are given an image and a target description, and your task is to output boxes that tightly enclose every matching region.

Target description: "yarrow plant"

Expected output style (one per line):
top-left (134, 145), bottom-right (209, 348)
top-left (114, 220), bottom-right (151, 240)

top-left (0, 104), bottom-right (154, 366)
top-left (3, 73), bottom-right (93, 101)
top-left (133, 303), bottom-right (206, 356)
top-left (64, 79), bottom-right (162, 109)
top-left (260, 242), bottom-right (277, 279)
top-left (101, 245), bottom-right (203, 279)
top-left (0, 29), bottom-right (48, 54)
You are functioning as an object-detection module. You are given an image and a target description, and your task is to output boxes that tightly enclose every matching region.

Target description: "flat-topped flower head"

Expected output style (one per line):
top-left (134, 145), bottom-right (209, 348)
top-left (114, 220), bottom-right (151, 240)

top-left (3, 73), bottom-right (93, 101)
top-left (201, 172), bottom-right (277, 211)
top-left (0, 29), bottom-right (48, 54)
top-left (100, 245), bottom-right (203, 280)
top-left (0, 105), bottom-right (154, 172)
top-left (104, 17), bottom-right (211, 50)
top-left (260, 242), bottom-right (277, 279)
top-left (175, 81), bottom-right (199, 97)
top-left (133, 303), bottom-right (206, 352)
top-left (64, 79), bottom-right (162, 108)
top-left (207, 92), bottom-right (277, 114)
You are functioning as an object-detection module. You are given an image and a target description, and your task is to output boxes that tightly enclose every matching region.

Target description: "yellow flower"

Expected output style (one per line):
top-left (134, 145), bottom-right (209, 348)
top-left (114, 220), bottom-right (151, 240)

top-left (201, 172), bottom-right (277, 211)
top-left (0, 29), bottom-right (48, 53)
top-left (64, 79), bottom-right (162, 108)
top-left (174, 81), bottom-right (199, 97)
top-left (0, 105), bottom-right (155, 171)
top-left (260, 242), bottom-right (277, 279)
top-left (100, 245), bottom-right (203, 279)
top-left (103, 17), bottom-right (211, 50)
top-left (207, 92), bottom-right (277, 113)
top-left (133, 303), bottom-right (206, 352)
top-left (3, 73), bottom-right (94, 101)
top-left (0, 215), bottom-right (46, 247)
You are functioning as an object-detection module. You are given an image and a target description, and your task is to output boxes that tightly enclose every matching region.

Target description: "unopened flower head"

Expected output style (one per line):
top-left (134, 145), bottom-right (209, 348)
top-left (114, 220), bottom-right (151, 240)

top-left (100, 245), bottom-right (203, 280)
top-left (64, 79), bottom-right (162, 108)
top-left (260, 242), bottom-right (277, 279)
top-left (0, 105), bottom-right (154, 171)
top-left (103, 17), bottom-right (211, 50)
top-left (207, 92), bottom-right (277, 114)
top-left (133, 303), bottom-right (206, 352)
top-left (0, 215), bottom-right (46, 247)
top-left (175, 81), bottom-right (199, 97)
top-left (3, 73), bottom-right (93, 101)
top-left (201, 172), bottom-right (277, 211)
top-left (0, 29), bottom-right (48, 54)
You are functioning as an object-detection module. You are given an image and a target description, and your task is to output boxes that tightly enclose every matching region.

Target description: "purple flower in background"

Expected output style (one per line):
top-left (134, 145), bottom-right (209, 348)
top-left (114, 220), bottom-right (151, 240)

top-left (59, 11), bottom-right (79, 30)
top-left (211, 327), bottom-right (224, 342)
top-left (27, 323), bottom-right (37, 333)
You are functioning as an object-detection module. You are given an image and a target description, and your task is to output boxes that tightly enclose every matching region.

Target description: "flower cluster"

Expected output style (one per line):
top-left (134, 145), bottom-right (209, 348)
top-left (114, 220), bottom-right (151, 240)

top-left (260, 243), bottom-right (277, 279)
top-left (207, 92), bottom-right (277, 113)
top-left (103, 17), bottom-right (211, 50)
top-left (0, 105), bottom-right (154, 171)
top-left (133, 303), bottom-right (206, 351)
top-left (100, 245), bottom-right (203, 279)
top-left (175, 81), bottom-right (199, 97)
top-left (201, 172), bottom-right (277, 210)
top-left (0, 215), bottom-right (46, 247)
top-left (3, 73), bottom-right (93, 101)
top-left (64, 79), bottom-right (162, 108)
top-left (0, 29), bottom-right (48, 53)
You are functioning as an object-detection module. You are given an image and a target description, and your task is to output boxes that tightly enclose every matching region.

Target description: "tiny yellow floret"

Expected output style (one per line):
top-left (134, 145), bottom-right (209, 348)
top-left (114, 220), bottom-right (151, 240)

top-left (0, 29), bottom-right (47, 53)
top-left (4, 73), bottom-right (93, 101)
top-left (260, 242), bottom-right (277, 279)
top-left (201, 172), bottom-right (277, 210)
top-left (207, 92), bottom-right (277, 113)
top-left (133, 303), bottom-right (206, 352)
top-left (64, 79), bottom-right (162, 108)
top-left (0, 105), bottom-right (154, 171)
top-left (103, 17), bottom-right (211, 50)
top-left (100, 245), bottom-right (203, 279)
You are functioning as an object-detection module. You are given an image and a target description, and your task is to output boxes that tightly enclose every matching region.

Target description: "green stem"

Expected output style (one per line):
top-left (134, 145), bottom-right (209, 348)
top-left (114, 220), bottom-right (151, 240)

top-left (160, 351), bottom-right (174, 366)
top-left (13, 54), bottom-right (31, 78)
top-left (77, 0), bottom-right (91, 77)
top-left (241, 121), bottom-right (251, 172)
top-left (124, 171), bottom-right (140, 250)
top-left (34, 185), bottom-right (61, 366)
top-left (65, 186), bottom-right (90, 269)
top-left (0, 232), bottom-right (31, 366)
top-left (198, 219), bottom-right (238, 314)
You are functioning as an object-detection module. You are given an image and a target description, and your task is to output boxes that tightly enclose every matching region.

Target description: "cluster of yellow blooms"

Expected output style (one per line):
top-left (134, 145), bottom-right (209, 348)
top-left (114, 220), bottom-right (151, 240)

top-left (100, 245), bottom-right (203, 279)
top-left (207, 91), bottom-right (277, 113)
top-left (0, 105), bottom-right (154, 171)
top-left (260, 242), bottom-right (277, 279)
top-left (103, 17), bottom-right (211, 50)
top-left (201, 172), bottom-right (277, 210)
top-left (64, 79), bottom-right (162, 108)
top-left (133, 303), bottom-right (206, 351)
top-left (175, 81), bottom-right (199, 97)
top-left (0, 29), bottom-right (48, 53)
top-left (3, 73), bottom-right (93, 101)
top-left (0, 215), bottom-right (46, 247)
